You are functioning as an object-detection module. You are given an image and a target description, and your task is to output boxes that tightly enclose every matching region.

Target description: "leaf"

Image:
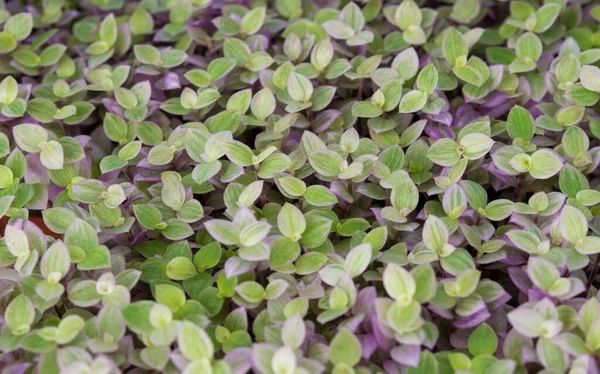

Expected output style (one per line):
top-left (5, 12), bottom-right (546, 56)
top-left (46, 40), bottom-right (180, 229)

top-left (453, 65), bottom-right (484, 87)
top-left (398, 90), bottom-right (427, 113)
top-left (560, 205), bottom-right (588, 244)
top-left (77, 245), bottom-right (110, 270)
top-left (580, 65), bottom-right (600, 92)
top-left (308, 150), bottom-right (343, 177)
top-left (322, 20), bottom-right (355, 40)
top-left (468, 323), bottom-right (498, 356)
top-left (236, 281), bottom-right (266, 303)
top-left (204, 219), bottom-right (240, 245)
top-left (529, 149), bottom-right (563, 179)
top-left (5, 13), bottom-right (33, 41)
top-left (40, 240), bottom-right (70, 281)
top-left (416, 64), bottom-right (438, 94)
top-left (299, 215), bottom-right (332, 249)
top-left (443, 28), bottom-right (468, 66)
top-left (383, 264), bottom-right (416, 302)
top-left (287, 72), bottom-right (313, 103)
top-left (516, 32), bottom-right (542, 61)
top-left (330, 329), bottom-right (362, 367)
top-left (6, 295), bottom-right (35, 335)
top-left (460, 133), bottom-right (494, 160)
top-left (304, 185), bottom-right (338, 206)
top-left (507, 106), bottom-right (535, 141)
top-left (13, 123), bottom-right (48, 153)
top-left (270, 236), bottom-right (301, 267)
top-left (344, 243), bottom-right (372, 277)
top-left (240, 7), bottom-right (266, 36)
top-left (392, 47), bottom-right (419, 80)
top-left (352, 101), bottom-right (383, 118)
top-left (277, 203), bottom-right (306, 241)
top-left (527, 257), bottom-right (560, 290)
top-left (394, 0), bottom-right (422, 30)
top-left (178, 321), bottom-right (214, 361)
top-left (428, 138), bottom-right (460, 166)
top-left (423, 215), bottom-right (449, 252)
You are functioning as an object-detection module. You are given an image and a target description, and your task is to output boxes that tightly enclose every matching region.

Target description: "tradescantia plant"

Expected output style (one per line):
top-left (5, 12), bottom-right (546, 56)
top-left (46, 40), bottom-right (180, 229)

top-left (3, 1), bottom-right (600, 374)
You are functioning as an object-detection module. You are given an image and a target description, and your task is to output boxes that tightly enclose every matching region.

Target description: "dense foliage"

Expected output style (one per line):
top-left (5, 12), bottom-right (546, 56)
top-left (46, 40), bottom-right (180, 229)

top-left (1, 0), bottom-right (600, 373)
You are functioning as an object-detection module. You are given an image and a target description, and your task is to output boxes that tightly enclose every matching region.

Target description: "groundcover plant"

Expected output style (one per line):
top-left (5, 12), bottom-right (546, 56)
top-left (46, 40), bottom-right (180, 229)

top-left (3, 0), bottom-right (600, 373)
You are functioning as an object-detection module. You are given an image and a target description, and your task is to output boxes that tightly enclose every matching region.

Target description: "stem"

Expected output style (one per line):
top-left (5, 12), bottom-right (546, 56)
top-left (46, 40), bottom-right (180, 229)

top-left (357, 80), bottom-right (364, 101)
top-left (587, 254), bottom-right (600, 289)
top-left (345, 180), bottom-right (354, 218)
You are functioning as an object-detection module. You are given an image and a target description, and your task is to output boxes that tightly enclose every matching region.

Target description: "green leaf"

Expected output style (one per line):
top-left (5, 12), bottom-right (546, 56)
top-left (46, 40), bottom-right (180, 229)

top-left (40, 140), bottom-right (64, 170)
top-left (296, 252), bottom-right (328, 275)
top-left (240, 7), bottom-right (266, 36)
top-left (417, 64), bottom-right (438, 94)
top-left (287, 72), bottom-right (313, 103)
top-left (40, 240), bottom-right (70, 281)
top-left (270, 236), bottom-right (301, 267)
top-left (427, 138), bottom-right (460, 167)
top-left (322, 20), bottom-right (355, 40)
top-left (398, 90), bottom-right (427, 113)
top-left (394, 0), bottom-right (422, 30)
top-left (208, 58), bottom-right (237, 81)
top-left (162, 219), bottom-right (193, 240)
top-left (13, 123), bottom-right (48, 153)
top-left (506, 106), bottom-right (535, 141)
top-left (451, 0), bottom-right (481, 24)
top-left (299, 215), bottom-right (332, 249)
top-left (99, 14), bottom-right (117, 46)
top-left (5, 13), bottom-right (33, 41)
top-left (133, 204), bottom-right (163, 230)
top-left (423, 215), bottom-right (450, 254)
top-left (6, 295), bottom-right (35, 335)
top-left (224, 38), bottom-right (251, 66)
top-left (556, 54), bottom-right (580, 86)
top-left (529, 149), bottom-right (563, 179)
top-left (407, 350), bottom-right (438, 374)
top-left (443, 28), bottom-right (468, 66)
top-left (352, 101), bottom-right (383, 118)
top-left (516, 32), bottom-right (542, 61)
top-left (236, 281), bottom-right (266, 303)
top-left (134, 45), bottom-right (161, 65)
top-left (40, 44), bottom-right (66, 67)
top-left (0, 31), bottom-right (16, 53)
top-left (304, 185), bottom-right (338, 206)
top-left (77, 245), bottom-right (110, 270)
top-left (193, 242), bottom-right (222, 271)
top-left (178, 321), bottom-right (215, 361)
top-left (580, 65), bottom-right (600, 92)
top-left (460, 133), bottom-right (494, 160)
top-left (330, 329), bottom-right (362, 367)
top-left (453, 65), bottom-right (484, 87)
top-left (411, 264), bottom-right (436, 303)
top-left (383, 264), bottom-right (416, 302)
top-left (345, 243), bottom-right (372, 277)
top-left (311, 86), bottom-right (336, 111)
top-left (167, 257), bottom-right (198, 280)
top-left (277, 203), bottom-right (306, 241)
top-left (527, 257), bottom-right (559, 290)
top-left (560, 165), bottom-right (589, 198)
top-left (130, 7), bottom-right (154, 35)
top-left (533, 4), bottom-right (561, 33)
top-left (155, 283), bottom-right (186, 312)
top-left (204, 219), bottom-right (240, 245)
top-left (468, 323), bottom-right (498, 356)
top-left (308, 150), bottom-right (343, 177)
top-left (0, 76), bottom-right (18, 105)
top-left (560, 205), bottom-right (587, 244)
